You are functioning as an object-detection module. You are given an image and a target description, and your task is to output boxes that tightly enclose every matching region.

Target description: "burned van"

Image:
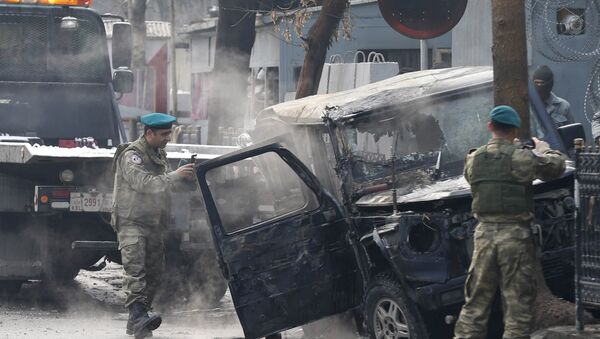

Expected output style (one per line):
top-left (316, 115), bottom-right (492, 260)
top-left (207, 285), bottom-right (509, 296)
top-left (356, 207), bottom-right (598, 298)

top-left (195, 67), bottom-right (580, 338)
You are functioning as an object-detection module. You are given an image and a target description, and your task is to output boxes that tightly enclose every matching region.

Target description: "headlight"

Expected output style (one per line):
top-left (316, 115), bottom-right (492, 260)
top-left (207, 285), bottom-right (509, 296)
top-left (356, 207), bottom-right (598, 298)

top-left (60, 16), bottom-right (79, 31)
top-left (59, 169), bottom-right (75, 183)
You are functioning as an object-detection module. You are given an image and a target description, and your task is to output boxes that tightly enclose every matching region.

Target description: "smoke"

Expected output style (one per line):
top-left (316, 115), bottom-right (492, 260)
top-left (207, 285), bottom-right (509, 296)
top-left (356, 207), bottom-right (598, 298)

top-left (301, 313), bottom-right (362, 339)
top-left (204, 55), bottom-right (257, 145)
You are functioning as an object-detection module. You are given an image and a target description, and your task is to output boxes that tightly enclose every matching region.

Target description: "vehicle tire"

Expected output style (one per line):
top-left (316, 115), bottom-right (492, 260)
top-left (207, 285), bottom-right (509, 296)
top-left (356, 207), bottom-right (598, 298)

top-left (156, 249), bottom-right (227, 309)
top-left (364, 273), bottom-right (429, 339)
top-left (0, 280), bottom-right (23, 296)
top-left (46, 262), bottom-right (80, 282)
top-left (191, 253), bottom-right (228, 306)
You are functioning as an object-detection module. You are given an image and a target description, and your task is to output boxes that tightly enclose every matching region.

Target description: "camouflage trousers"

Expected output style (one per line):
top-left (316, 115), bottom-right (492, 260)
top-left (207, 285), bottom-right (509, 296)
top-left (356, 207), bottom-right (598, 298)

top-left (454, 223), bottom-right (538, 339)
top-left (117, 224), bottom-right (165, 309)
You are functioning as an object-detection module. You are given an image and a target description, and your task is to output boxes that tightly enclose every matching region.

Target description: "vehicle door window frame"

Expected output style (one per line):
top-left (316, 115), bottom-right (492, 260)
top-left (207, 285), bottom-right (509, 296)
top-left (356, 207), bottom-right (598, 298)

top-left (201, 146), bottom-right (323, 236)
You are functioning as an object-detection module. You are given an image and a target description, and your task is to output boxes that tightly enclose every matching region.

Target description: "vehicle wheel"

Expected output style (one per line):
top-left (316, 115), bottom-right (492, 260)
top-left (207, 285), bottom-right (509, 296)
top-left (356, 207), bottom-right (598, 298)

top-left (156, 249), bottom-right (227, 309)
top-left (191, 253), bottom-right (228, 306)
top-left (365, 273), bottom-right (429, 339)
top-left (46, 263), bottom-right (80, 281)
top-left (0, 281), bottom-right (23, 296)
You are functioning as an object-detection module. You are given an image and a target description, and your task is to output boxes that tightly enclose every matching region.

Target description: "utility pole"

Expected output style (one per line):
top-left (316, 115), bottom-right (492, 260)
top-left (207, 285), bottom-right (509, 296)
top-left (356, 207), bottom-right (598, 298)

top-left (170, 0), bottom-right (178, 116)
top-left (420, 40), bottom-right (428, 70)
top-left (491, 0), bottom-right (530, 138)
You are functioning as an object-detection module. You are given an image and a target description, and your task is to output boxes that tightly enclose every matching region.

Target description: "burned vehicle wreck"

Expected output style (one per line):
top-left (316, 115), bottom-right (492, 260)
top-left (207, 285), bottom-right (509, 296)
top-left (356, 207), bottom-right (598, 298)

top-left (195, 67), bottom-right (579, 338)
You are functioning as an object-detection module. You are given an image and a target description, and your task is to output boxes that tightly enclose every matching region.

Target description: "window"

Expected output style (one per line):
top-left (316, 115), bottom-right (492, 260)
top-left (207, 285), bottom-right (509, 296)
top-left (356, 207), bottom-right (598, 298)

top-left (342, 87), bottom-right (550, 184)
top-left (206, 152), bottom-right (318, 234)
top-left (0, 12), bottom-right (108, 83)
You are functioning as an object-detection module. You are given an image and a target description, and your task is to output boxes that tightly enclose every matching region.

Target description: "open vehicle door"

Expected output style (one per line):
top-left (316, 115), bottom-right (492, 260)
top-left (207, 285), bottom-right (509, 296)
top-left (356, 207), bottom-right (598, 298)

top-left (196, 141), bottom-right (363, 339)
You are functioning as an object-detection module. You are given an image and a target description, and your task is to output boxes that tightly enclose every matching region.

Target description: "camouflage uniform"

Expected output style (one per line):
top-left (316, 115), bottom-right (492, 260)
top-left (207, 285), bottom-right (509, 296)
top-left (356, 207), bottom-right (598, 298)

top-left (453, 138), bottom-right (566, 339)
top-left (112, 136), bottom-right (182, 308)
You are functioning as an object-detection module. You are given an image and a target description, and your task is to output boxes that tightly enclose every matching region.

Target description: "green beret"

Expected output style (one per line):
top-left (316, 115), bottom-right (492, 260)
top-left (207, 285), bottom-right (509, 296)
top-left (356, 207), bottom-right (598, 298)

top-left (489, 105), bottom-right (521, 128)
top-left (140, 113), bottom-right (176, 129)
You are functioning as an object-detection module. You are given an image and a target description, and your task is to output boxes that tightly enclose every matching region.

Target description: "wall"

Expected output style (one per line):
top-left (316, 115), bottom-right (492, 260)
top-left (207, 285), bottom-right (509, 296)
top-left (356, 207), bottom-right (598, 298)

top-left (452, 0), bottom-right (492, 67)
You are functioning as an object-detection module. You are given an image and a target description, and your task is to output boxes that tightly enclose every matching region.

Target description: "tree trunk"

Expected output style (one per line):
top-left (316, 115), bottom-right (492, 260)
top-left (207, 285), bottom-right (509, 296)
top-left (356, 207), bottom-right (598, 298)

top-left (295, 0), bottom-right (348, 99)
top-left (128, 0), bottom-right (147, 70)
top-left (206, 0), bottom-right (257, 145)
top-left (531, 247), bottom-right (597, 330)
top-left (491, 0), bottom-right (591, 330)
top-left (491, 0), bottom-right (529, 139)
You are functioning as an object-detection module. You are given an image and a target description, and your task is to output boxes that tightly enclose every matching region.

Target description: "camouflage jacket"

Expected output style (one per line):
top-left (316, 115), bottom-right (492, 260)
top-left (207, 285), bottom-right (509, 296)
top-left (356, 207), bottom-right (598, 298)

top-left (464, 138), bottom-right (567, 223)
top-left (111, 136), bottom-right (182, 229)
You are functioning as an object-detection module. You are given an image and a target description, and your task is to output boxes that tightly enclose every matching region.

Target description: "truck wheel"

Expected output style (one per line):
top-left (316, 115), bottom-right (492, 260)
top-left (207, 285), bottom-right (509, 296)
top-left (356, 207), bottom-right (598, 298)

top-left (47, 264), bottom-right (80, 282)
top-left (0, 281), bottom-right (23, 296)
top-left (192, 254), bottom-right (227, 306)
top-left (364, 273), bottom-right (429, 339)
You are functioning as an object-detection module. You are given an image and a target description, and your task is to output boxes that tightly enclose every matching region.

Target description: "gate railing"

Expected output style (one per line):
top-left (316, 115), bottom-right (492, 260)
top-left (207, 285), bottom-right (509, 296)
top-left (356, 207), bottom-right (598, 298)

top-left (575, 138), bottom-right (600, 330)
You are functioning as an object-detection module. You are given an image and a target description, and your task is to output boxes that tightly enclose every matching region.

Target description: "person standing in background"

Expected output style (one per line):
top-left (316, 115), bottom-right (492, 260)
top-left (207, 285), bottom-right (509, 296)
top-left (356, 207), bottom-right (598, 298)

top-left (532, 65), bottom-right (574, 128)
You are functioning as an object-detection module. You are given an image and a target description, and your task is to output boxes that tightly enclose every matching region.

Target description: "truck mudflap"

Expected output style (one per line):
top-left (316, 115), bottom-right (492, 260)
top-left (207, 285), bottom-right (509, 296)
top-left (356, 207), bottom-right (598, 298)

top-left (34, 186), bottom-right (112, 213)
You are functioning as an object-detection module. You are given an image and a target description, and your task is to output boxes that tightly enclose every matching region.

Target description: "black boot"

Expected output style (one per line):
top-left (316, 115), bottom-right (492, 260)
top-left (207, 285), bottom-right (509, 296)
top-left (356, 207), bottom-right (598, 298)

top-left (126, 311), bottom-right (134, 335)
top-left (126, 312), bottom-right (153, 337)
top-left (129, 302), bottom-right (161, 339)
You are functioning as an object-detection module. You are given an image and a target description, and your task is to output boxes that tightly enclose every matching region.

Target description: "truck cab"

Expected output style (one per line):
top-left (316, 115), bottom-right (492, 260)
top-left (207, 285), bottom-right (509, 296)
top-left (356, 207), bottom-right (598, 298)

top-left (0, 1), bottom-right (234, 305)
top-left (0, 1), bottom-right (131, 289)
top-left (195, 67), bottom-right (582, 338)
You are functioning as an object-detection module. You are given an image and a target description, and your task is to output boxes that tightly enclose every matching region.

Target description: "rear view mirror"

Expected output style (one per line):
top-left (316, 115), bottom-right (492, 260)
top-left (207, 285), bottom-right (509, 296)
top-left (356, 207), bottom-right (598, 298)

top-left (558, 123), bottom-right (586, 149)
top-left (112, 22), bottom-right (132, 69)
top-left (113, 68), bottom-right (134, 93)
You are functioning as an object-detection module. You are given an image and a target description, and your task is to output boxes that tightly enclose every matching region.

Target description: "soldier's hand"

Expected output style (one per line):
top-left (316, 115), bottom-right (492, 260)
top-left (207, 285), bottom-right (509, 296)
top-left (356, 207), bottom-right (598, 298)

top-left (532, 137), bottom-right (550, 154)
top-left (175, 163), bottom-right (195, 181)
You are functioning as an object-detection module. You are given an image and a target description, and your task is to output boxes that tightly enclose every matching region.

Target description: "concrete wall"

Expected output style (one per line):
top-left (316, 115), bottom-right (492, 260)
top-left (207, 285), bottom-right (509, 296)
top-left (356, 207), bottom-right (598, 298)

top-left (452, 0), bottom-right (492, 67)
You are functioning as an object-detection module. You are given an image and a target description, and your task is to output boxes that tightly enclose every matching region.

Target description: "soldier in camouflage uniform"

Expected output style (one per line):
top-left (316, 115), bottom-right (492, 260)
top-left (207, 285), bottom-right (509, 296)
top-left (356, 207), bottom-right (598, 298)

top-left (453, 105), bottom-right (567, 339)
top-left (112, 113), bottom-right (195, 338)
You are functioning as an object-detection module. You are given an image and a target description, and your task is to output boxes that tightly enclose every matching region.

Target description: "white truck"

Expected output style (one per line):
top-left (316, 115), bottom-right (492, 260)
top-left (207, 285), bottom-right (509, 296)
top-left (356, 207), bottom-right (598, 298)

top-left (0, 0), bottom-right (232, 304)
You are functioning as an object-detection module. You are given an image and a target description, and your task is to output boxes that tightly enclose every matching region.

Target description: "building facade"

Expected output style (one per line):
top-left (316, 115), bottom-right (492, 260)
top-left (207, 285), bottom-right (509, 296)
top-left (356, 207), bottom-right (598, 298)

top-left (183, 0), bottom-right (452, 137)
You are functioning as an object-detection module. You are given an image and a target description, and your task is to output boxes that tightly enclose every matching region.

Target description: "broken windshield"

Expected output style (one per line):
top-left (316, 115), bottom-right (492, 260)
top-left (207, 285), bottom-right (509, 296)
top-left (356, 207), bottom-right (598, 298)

top-left (341, 86), bottom-right (547, 193)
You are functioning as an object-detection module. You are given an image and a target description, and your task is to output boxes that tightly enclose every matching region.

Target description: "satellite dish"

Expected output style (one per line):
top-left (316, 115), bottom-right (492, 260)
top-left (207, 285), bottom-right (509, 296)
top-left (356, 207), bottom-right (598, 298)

top-left (378, 0), bottom-right (468, 39)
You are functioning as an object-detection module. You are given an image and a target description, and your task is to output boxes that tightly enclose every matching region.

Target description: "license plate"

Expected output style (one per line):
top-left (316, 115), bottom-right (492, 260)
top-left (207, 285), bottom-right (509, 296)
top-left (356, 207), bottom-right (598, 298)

top-left (70, 192), bottom-right (112, 212)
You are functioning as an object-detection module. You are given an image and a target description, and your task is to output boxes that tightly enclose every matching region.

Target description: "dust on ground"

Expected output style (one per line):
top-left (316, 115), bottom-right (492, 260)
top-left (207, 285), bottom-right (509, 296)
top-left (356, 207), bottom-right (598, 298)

top-left (0, 263), bottom-right (307, 339)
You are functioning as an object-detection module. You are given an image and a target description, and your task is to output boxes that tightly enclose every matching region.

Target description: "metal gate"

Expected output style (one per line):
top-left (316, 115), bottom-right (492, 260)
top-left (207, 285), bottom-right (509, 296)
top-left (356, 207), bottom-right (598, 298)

top-left (575, 139), bottom-right (600, 330)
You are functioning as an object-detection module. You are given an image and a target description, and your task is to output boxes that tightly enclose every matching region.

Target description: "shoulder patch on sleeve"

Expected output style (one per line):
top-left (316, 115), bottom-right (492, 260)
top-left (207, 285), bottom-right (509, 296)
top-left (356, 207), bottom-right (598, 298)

top-left (468, 148), bottom-right (477, 154)
top-left (128, 152), bottom-right (143, 165)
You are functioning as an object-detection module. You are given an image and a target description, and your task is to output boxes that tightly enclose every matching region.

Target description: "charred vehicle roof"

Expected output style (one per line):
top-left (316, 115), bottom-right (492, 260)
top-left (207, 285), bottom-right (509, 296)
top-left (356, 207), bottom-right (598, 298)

top-left (254, 67), bottom-right (568, 206)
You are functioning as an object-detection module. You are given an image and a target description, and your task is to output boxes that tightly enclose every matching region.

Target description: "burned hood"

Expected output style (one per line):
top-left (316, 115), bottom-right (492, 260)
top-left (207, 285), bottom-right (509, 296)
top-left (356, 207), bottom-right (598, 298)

top-left (356, 166), bottom-right (575, 207)
top-left (356, 176), bottom-right (470, 207)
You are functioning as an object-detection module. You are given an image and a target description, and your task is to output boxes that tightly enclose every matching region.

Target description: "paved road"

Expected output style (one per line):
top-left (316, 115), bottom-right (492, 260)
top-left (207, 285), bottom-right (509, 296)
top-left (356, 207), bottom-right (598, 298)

top-left (0, 263), bottom-right (282, 339)
top-left (0, 263), bottom-right (364, 339)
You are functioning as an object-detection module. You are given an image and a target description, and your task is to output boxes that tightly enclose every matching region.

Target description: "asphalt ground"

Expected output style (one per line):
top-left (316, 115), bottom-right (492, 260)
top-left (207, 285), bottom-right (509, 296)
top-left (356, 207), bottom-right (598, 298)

top-left (0, 263), bottom-right (249, 339)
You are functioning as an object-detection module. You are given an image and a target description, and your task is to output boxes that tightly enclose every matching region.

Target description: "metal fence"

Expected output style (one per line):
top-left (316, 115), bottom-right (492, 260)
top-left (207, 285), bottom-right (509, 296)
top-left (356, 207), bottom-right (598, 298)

top-left (575, 139), bottom-right (600, 330)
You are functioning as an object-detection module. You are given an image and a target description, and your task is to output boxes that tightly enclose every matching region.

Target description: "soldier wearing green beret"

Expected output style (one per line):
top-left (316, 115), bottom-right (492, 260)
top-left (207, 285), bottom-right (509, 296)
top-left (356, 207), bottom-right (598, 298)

top-left (453, 105), bottom-right (567, 339)
top-left (111, 113), bottom-right (195, 338)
